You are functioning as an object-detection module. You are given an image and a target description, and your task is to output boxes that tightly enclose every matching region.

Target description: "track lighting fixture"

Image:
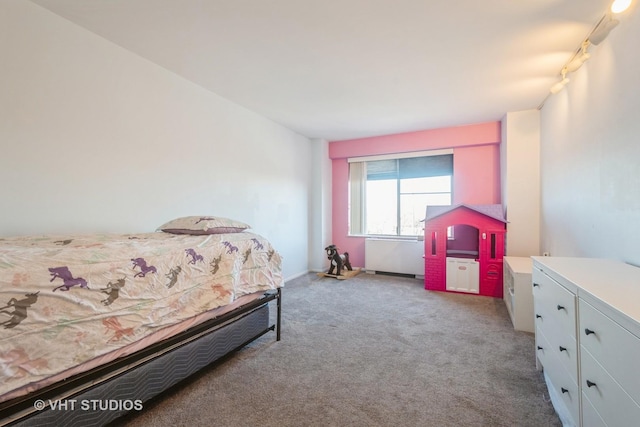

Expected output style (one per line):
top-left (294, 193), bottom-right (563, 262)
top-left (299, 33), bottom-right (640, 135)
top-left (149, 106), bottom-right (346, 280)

top-left (545, 0), bottom-right (634, 99)
top-left (565, 41), bottom-right (591, 72)
top-left (549, 68), bottom-right (570, 94)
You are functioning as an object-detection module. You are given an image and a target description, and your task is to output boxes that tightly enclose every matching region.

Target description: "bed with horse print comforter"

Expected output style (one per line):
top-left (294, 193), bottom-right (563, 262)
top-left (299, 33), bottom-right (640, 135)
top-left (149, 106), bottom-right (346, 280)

top-left (0, 230), bottom-right (283, 404)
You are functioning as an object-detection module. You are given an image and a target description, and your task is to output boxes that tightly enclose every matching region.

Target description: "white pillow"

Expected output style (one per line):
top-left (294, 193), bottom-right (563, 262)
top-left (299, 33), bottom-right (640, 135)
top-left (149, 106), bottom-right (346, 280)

top-left (157, 216), bottom-right (250, 235)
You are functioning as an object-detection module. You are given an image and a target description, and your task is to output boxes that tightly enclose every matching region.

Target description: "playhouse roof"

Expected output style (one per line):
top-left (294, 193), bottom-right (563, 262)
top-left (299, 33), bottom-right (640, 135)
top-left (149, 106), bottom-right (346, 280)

top-left (424, 204), bottom-right (507, 223)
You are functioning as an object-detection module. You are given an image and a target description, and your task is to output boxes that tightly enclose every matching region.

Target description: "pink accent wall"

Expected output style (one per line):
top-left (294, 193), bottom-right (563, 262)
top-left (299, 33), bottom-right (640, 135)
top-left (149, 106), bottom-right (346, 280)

top-left (453, 144), bottom-right (501, 204)
top-left (329, 122), bottom-right (502, 268)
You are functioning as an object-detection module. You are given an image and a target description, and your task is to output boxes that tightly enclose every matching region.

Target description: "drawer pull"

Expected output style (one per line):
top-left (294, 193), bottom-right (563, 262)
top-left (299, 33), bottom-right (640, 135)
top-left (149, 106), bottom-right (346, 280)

top-left (533, 282), bottom-right (540, 287)
top-left (557, 304), bottom-right (565, 311)
top-left (559, 346), bottom-right (567, 352)
top-left (536, 314), bottom-right (542, 319)
top-left (561, 387), bottom-right (569, 394)
top-left (585, 328), bottom-right (596, 336)
top-left (537, 346), bottom-right (543, 351)
top-left (586, 380), bottom-right (597, 388)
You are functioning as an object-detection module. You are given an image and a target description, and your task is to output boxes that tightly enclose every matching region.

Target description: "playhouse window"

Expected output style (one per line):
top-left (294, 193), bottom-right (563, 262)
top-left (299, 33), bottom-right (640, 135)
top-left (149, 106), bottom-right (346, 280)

top-left (490, 233), bottom-right (496, 259)
top-left (348, 152), bottom-right (453, 237)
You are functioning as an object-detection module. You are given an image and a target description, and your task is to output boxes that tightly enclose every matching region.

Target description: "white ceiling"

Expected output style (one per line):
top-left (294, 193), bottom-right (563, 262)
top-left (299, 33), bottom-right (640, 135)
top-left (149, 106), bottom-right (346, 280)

top-left (31, 0), bottom-right (611, 141)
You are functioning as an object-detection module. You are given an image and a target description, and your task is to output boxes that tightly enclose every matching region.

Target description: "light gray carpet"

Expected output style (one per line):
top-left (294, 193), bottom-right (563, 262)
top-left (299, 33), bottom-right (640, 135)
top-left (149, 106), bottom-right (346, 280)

top-left (115, 272), bottom-right (560, 427)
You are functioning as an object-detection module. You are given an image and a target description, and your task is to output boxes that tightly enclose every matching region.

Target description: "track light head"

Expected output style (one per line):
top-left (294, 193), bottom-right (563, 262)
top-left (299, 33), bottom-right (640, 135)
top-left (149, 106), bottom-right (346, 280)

top-left (590, 1), bottom-right (633, 45)
top-left (611, 0), bottom-right (633, 14)
top-left (565, 41), bottom-right (591, 72)
top-left (550, 68), bottom-right (570, 94)
top-left (589, 17), bottom-right (619, 45)
top-left (550, 78), bottom-right (569, 94)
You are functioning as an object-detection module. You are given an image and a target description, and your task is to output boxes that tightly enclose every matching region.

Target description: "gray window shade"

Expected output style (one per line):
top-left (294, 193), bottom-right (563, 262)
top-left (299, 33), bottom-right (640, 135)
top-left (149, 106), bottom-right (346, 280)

top-left (399, 154), bottom-right (453, 179)
top-left (366, 159), bottom-right (398, 180)
top-left (366, 154), bottom-right (453, 180)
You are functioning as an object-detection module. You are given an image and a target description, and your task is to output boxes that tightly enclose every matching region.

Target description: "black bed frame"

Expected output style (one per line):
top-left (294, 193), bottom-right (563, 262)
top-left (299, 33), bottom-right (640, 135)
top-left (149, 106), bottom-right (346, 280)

top-left (0, 288), bottom-right (281, 427)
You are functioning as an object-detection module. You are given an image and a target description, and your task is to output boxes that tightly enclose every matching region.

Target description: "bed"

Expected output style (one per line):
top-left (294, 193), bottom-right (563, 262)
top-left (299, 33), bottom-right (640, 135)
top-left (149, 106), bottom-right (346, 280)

top-left (0, 216), bottom-right (283, 426)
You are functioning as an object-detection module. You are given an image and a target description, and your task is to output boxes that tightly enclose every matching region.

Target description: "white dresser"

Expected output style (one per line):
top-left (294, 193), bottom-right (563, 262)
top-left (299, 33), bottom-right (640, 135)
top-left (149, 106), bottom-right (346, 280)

top-left (532, 257), bottom-right (640, 427)
top-left (503, 256), bottom-right (534, 333)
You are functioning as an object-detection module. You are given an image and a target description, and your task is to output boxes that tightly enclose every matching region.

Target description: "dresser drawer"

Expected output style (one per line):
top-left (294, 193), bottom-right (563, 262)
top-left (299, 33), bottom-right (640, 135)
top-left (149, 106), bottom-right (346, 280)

top-left (581, 349), bottom-right (640, 427)
top-left (536, 327), bottom-right (580, 424)
top-left (536, 319), bottom-right (578, 383)
top-left (532, 268), bottom-right (577, 339)
top-left (579, 299), bottom-right (640, 404)
top-left (582, 393), bottom-right (607, 427)
top-left (549, 331), bottom-right (578, 384)
top-left (535, 326), bottom-right (552, 368)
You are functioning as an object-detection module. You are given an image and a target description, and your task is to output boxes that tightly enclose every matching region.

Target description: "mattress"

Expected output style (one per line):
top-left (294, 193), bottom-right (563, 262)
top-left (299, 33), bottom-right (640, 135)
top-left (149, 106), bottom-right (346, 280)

top-left (0, 231), bottom-right (283, 403)
top-left (7, 303), bottom-right (272, 427)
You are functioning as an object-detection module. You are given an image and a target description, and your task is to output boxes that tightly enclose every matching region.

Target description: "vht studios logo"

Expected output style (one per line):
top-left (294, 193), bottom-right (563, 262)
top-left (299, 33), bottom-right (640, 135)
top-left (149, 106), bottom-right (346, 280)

top-left (34, 399), bottom-right (143, 411)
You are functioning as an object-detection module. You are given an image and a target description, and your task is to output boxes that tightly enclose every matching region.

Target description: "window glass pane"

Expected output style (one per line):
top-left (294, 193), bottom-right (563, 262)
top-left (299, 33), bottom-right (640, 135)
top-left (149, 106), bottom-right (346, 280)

top-left (358, 155), bottom-right (453, 237)
top-left (400, 176), bottom-right (451, 193)
top-left (399, 194), bottom-right (426, 236)
top-left (398, 175), bottom-right (452, 236)
top-left (400, 193), bottom-right (451, 235)
top-left (424, 193), bottom-right (452, 205)
top-left (365, 179), bottom-right (397, 235)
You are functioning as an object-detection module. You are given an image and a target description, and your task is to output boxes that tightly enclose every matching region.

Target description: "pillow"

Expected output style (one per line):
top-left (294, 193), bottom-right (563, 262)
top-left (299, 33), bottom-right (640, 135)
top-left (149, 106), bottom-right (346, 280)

top-left (158, 216), bottom-right (250, 235)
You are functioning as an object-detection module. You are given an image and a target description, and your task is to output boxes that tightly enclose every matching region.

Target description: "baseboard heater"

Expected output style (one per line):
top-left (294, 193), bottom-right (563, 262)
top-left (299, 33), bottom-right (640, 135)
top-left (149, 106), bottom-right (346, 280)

top-left (364, 238), bottom-right (424, 277)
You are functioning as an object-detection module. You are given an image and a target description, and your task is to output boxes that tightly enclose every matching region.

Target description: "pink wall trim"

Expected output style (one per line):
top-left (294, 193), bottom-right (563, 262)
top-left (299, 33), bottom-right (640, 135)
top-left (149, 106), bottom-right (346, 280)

top-left (329, 122), bottom-right (501, 159)
top-left (329, 121), bottom-right (502, 269)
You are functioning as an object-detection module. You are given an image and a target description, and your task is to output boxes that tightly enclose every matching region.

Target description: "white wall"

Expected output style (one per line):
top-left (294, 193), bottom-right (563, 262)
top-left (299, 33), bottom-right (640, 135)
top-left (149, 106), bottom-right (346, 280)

top-left (0, 0), bottom-right (313, 280)
top-left (501, 109), bottom-right (541, 257)
top-left (308, 139), bottom-right (333, 272)
top-left (540, 5), bottom-right (640, 267)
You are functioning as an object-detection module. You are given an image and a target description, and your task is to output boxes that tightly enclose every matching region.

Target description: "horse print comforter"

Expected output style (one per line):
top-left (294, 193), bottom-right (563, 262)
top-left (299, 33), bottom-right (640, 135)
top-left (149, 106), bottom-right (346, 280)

top-left (0, 231), bottom-right (283, 403)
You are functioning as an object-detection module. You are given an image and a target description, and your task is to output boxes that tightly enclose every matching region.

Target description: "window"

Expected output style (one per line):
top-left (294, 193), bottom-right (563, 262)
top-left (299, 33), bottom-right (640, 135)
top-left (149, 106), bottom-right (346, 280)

top-left (349, 152), bottom-right (453, 237)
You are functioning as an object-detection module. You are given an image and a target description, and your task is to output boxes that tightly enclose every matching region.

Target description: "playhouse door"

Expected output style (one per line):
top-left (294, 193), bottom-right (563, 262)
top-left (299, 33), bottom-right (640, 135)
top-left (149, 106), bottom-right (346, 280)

top-left (479, 230), bottom-right (504, 298)
top-left (446, 257), bottom-right (480, 294)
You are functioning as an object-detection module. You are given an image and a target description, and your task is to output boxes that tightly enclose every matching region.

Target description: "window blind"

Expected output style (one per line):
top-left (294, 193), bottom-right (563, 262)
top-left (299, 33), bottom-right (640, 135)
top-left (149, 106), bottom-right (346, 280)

top-left (366, 154), bottom-right (453, 180)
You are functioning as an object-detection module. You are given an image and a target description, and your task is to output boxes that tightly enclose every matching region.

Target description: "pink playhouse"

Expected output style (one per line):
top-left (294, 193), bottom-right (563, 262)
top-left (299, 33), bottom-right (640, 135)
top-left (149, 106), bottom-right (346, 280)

top-left (423, 204), bottom-right (506, 298)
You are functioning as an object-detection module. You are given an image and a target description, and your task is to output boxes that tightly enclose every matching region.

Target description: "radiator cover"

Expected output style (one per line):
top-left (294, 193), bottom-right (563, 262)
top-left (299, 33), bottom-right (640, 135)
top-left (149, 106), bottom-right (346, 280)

top-left (364, 238), bottom-right (424, 276)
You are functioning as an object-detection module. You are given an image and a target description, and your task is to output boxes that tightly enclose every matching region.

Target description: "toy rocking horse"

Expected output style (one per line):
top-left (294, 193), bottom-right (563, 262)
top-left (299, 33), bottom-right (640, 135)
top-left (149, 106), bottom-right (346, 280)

top-left (323, 244), bottom-right (353, 278)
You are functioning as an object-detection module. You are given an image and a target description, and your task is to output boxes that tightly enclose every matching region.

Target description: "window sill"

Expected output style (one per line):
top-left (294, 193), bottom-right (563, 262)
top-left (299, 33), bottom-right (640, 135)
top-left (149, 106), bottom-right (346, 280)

top-left (348, 234), bottom-right (423, 241)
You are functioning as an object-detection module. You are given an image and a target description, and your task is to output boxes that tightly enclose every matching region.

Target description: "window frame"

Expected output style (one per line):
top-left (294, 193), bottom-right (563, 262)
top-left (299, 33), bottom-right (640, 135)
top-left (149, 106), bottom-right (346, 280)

top-left (348, 149), bottom-right (454, 238)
